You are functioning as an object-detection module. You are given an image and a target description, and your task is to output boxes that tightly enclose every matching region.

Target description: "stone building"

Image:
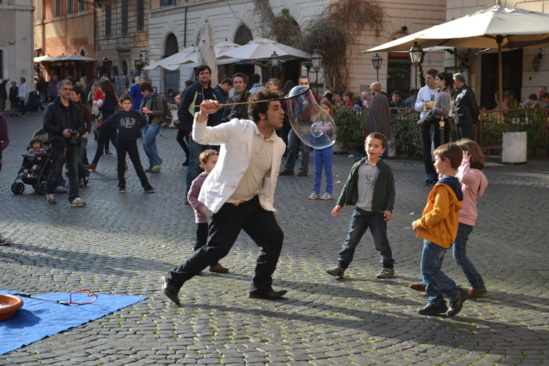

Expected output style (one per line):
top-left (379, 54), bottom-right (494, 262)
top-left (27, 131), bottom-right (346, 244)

top-left (0, 0), bottom-right (35, 91)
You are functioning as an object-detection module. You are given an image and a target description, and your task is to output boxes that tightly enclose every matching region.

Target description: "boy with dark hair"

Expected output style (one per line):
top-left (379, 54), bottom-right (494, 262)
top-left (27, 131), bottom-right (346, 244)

top-left (103, 95), bottom-right (154, 193)
top-left (412, 142), bottom-right (467, 317)
top-left (327, 132), bottom-right (396, 279)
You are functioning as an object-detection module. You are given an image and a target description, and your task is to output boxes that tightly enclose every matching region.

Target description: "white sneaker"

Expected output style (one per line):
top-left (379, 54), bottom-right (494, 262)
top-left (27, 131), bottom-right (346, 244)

top-left (376, 267), bottom-right (395, 279)
top-left (46, 194), bottom-right (57, 204)
top-left (69, 197), bottom-right (86, 207)
top-left (0, 234), bottom-right (12, 246)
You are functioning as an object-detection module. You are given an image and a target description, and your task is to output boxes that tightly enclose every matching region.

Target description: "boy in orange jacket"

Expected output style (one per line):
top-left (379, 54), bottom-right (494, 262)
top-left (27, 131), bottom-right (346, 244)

top-left (412, 142), bottom-right (467, 317)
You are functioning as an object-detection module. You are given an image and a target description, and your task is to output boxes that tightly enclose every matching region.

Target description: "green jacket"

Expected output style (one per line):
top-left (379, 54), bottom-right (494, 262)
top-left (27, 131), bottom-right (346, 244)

top-left (336, 157), bottom-right (395, 212)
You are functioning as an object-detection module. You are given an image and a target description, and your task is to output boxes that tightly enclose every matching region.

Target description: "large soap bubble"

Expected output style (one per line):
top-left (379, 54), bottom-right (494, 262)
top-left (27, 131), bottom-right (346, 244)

top-left (285, 86), bottom-right (336, 149)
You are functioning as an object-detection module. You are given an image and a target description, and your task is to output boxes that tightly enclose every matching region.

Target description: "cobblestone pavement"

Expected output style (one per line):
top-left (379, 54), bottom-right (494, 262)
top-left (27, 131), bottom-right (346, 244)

top-left (1, 112), bottom-right (548, 365)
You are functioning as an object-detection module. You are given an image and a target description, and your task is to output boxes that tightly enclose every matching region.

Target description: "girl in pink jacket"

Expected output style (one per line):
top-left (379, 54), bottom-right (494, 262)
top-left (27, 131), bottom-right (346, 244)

top-left (454, 138), bottom-right (489, 298)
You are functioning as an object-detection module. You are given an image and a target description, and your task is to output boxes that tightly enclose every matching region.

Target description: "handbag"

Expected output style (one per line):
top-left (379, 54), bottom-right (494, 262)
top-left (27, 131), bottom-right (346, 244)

top-left (417, 110), bottom-right (437, 128)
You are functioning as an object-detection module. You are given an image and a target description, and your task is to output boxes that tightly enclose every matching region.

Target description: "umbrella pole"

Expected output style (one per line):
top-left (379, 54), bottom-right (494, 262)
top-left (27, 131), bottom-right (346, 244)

top-left (497, 35), bottom-right (504, 116)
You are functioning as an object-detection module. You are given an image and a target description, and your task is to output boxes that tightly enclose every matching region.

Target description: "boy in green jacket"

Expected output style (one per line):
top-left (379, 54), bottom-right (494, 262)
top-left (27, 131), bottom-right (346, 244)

top-left (327, 132), bottom-right (396, 279)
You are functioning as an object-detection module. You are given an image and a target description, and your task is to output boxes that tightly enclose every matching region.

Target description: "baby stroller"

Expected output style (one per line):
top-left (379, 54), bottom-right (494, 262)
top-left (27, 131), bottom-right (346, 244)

top-left (11, 128), bottom-right (51, 195)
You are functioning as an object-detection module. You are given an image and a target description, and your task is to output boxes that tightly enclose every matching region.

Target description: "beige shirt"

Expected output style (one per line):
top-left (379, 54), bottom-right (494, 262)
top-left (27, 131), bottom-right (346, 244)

top-left (226, 129), bottom-right (275, 205)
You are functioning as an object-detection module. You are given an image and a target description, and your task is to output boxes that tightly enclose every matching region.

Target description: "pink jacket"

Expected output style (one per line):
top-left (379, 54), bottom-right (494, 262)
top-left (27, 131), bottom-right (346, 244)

top-left (187, 172), bottom-right (208, 224)
top-left (456, 155), bottom-right (488, 226)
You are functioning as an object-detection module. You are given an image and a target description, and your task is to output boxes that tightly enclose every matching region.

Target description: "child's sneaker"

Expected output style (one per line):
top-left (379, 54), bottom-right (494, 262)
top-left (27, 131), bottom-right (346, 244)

top-left (320, 193), bottom-right (333, 200)
top-left (46, 194), bottom-right (57, 204)
top-left (69, 197), bottom-right (86, 207)
top-left (308, 192), bottom-right (319, 200)
top-left (0, 234), bottom-right (12, 246)
top-left (119, 187), bottom-right (127, 193)
top-left (376, 267), bottom-right (395, 279)
top-left (326, 266), bottom-right (345, 278)
top-left (144, 185), bottom-right (155, 193)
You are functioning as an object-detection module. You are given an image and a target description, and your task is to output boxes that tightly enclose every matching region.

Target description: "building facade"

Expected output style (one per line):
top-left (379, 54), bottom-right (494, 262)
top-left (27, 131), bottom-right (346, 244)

top-left (0, 0), bottom-right (35, 92)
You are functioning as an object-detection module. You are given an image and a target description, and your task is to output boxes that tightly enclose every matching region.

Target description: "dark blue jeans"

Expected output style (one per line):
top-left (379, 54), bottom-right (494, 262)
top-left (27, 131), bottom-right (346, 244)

top-left (337, 208), bottom-right (394, 269)
top-left (453, 223), bottom-right (485, 291)
top-left (421, 240), bottom-right (460, 305)
top-left (166, 196), bottom-right (284, 295)
top-left (47, 145), bottom-right (80, 202)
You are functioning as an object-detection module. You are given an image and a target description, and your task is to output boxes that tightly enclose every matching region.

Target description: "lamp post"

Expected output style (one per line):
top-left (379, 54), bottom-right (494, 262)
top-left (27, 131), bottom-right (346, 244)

top-left (311, 50), bottom-right (322, 94)
top-left (372, 53), bottom-right (383, 81)
top-left (409, 42), bottom-right (423, 90)
top-left (270, 51), bottom-right (280, 78)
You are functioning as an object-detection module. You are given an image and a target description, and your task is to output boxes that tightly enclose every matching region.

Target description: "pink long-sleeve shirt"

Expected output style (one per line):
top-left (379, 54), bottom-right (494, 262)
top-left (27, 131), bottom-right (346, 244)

top-left (456, 155), bottom-right (488, 226)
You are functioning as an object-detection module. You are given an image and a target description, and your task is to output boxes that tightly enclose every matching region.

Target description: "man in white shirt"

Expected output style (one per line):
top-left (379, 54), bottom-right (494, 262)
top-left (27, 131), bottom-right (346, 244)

top-left (414, 69), bottom-right (439, 185)
top-left (162, 89), bottom-right (288, 305)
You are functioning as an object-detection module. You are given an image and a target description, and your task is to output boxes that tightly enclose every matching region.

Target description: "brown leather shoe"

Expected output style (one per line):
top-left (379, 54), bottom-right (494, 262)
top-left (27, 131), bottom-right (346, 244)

top-left (249, 289), bottom-right (288, 300)
top-left (279, 170), bottom-right (293, 176)
top-left (160, 276), bottom-right (180, 306)
top-left (84, 163), bottom-right (97, 171)
top-left (467, 289), bottom-right (487, 298)
top-left (297, 171), bottom-right (308, 177)
top-left (409, 283), bottom-right (426, 292)
top-left (209, 263), bottom-right (229, 273)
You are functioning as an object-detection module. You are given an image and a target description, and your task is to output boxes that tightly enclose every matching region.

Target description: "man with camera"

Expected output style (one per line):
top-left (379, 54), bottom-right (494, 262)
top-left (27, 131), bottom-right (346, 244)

top-left (43, 79), bottom-right (87, 206)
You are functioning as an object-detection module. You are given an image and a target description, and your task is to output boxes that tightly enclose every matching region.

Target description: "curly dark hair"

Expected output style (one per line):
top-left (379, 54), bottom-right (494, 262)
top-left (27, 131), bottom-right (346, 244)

top-left (248, 88), bottom-right (283, 123)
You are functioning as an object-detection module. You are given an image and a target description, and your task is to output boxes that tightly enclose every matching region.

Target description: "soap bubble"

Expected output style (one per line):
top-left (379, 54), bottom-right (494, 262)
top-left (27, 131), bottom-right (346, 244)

top-left (285, 86), bottom-right (336, 149)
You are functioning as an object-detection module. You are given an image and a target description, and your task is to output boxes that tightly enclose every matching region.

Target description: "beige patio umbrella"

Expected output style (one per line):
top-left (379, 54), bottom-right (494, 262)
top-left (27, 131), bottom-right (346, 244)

top-left (198, 19), bottom-right (218, 85)
top-left (222, 37), bottom-right (310, 61)
top-left (364, 3), bottom-right (549, 111)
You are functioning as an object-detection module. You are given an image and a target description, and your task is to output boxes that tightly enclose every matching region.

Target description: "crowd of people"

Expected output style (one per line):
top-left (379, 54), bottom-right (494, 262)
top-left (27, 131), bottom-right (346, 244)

top-left (1, 66), bottom-right (544, 318)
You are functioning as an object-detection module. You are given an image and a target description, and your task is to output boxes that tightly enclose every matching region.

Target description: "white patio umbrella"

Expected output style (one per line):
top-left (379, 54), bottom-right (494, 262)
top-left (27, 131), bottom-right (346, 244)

top-left (363, 4), bottom-right (549, 110)
top-left (198, 19), bottom-right (218, 85)
top-left (222, 37), bottom-right (310, 61)
top-left (143, 47), bottom-right (198, 71)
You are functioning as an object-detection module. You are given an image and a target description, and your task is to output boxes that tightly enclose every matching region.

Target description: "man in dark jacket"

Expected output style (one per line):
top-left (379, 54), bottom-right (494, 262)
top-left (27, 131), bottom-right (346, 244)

top-left (453, 73), bottom-right (479, 140)
top-left (178, 64), bottom-right (223, 198)
top-left (43, 79), bottom-right (87, 207)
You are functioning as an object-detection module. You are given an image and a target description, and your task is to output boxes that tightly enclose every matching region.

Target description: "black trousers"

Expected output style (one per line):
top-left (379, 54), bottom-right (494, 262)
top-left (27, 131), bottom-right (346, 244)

top-left (167, 196), bottom-right (284, 295)
top-left (420, 124), bottom-right (450, 176)
top-left (116, 141), bottom-right (149, 189)
top-left (92, 123), bottom-right (117, 165)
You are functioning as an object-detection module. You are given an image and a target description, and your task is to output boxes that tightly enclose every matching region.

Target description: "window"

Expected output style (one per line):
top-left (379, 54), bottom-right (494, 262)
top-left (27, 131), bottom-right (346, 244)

top-left (55, 0), bottom-right (62, 16)
top-left (68, 0), bottom-right (74, 14)
top-left (137, 1), bottom-right (144, 31)
top-left (121, 0), bottom-right (128, 34)
top-left (78, 0), bottom-right (86, 12)
top-left (105, 4), bottom-right (112, 36)
top-left (160, 0), bottom-right (177, 6)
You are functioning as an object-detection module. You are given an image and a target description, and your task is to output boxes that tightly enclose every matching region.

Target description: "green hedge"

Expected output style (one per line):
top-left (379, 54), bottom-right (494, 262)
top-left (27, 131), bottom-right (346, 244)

top-left (333, 106), bottom-right (549, 156)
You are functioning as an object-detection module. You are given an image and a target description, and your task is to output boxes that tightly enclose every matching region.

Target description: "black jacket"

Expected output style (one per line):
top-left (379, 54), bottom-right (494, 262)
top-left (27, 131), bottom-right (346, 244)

top-left (453, 85), bottom-right (479, 126)
top-left (104, 109), bottom-right (146, 143)
top-left (43, 97), bottom-right (86, 147)
top-left (177, 83), bottom-right (221, 135)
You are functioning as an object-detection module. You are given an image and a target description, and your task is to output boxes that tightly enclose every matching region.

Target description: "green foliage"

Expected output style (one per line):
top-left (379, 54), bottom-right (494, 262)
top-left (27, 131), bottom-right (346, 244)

top-left (480, 108), bottom-right (548, 154)
top-left (333, 106), bottom-right (364, 153)
top-left (390, 109), bottom-right (422, 157)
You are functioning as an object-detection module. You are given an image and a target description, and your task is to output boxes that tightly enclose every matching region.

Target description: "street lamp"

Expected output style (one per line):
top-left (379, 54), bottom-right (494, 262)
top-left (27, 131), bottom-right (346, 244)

top-left (270, 51), bottom-right (280, 78)
top-left (372, 53), bottom-right (383, 81)
top-left (311, 50), bottom-right (322, 93)
top-left (409, 42), bottom-right (423, 90)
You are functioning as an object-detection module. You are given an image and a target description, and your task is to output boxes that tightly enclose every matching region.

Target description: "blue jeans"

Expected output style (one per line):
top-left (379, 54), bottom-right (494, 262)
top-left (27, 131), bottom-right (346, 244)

top-left (143, 123), bottom-right (162, 169)
top-left (47, 145), bottom-right (80, 202)
top-left (421, 240), bottom-right (460, 305)
top-left (337, 208), bottom-right (394, 269)
top-left (453, 223), bottom-right (485, 291)
top-left (313, 147), bottom-right (333, 194)
top-left (284, 129), bottom-right (309, 173)
top-left (185, 137), bottom-right (208, 196)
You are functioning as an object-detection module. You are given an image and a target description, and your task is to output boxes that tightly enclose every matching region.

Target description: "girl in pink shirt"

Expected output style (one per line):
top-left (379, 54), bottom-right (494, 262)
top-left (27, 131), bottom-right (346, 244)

top-left (454, 138), bottom-right (489, 297)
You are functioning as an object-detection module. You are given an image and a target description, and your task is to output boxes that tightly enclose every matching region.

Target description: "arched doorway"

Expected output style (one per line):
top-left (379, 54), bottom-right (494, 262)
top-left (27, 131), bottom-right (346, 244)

top-left (233, 25), bottom-right (254, 77)
top-left (164, 33), bottom-right (180, 94)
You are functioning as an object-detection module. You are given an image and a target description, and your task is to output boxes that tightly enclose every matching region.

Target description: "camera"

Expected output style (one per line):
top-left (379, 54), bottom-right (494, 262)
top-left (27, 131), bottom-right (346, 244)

top-left (68, 129), bottom-right (79, 146)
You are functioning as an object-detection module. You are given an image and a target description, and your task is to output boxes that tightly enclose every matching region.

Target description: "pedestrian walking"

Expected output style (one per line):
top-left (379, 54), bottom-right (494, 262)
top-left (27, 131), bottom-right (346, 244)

top-left (308, 100), bottom-right (334, 200)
